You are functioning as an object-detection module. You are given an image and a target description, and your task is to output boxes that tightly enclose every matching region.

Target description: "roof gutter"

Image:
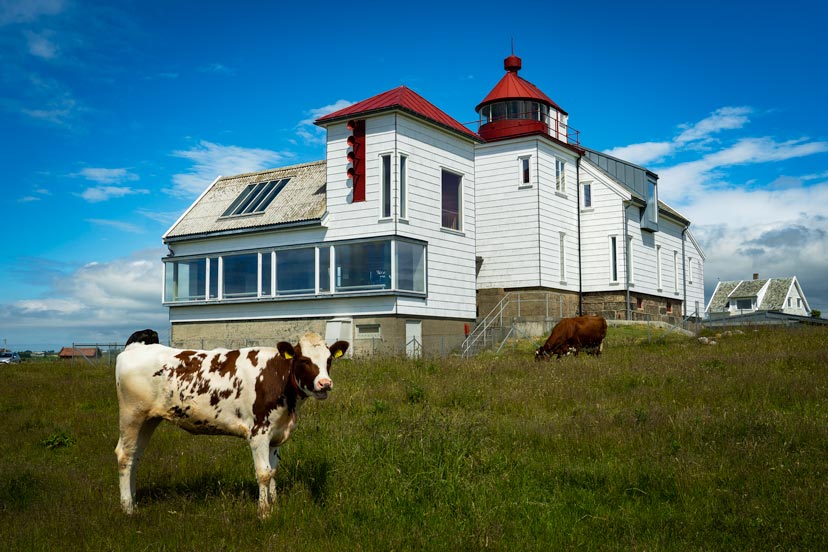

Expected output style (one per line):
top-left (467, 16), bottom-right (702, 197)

top-left (163, 217), bottom-right (324, 245)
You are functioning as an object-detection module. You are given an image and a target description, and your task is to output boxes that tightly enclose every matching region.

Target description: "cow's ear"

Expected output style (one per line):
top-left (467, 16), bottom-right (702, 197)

top-left (330, 341), bottom-right (349, 359)
top-left (277, 342), bottom-right (295, 359)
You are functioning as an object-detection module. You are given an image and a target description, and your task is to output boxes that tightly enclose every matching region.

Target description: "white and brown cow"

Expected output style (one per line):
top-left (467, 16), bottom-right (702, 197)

top-left (114, 332), bottom-right (348, 517)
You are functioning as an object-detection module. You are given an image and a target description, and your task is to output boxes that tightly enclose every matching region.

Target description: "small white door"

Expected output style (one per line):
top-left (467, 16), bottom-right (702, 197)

top-left (405, 320), bottom-right (422, 358)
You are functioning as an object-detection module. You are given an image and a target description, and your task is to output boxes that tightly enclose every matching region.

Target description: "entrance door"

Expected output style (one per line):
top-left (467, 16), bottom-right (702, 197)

top-left (405, 320), bottom-right (422, 358)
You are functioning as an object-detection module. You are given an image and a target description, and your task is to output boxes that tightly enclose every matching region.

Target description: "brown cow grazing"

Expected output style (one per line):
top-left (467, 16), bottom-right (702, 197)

top-left (115, 332), bottom-right (348, 518)
top-left (535, 315), bottom-right (608, 360)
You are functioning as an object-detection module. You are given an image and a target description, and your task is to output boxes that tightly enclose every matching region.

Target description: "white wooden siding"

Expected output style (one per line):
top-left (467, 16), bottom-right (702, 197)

top-left (475, 136), bottom-right (579, 291)
top-left (324, 112), bottom-right (477, 320)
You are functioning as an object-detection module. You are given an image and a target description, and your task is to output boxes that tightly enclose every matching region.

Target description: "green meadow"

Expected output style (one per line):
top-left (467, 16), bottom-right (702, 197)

top-left (1, 325), bottom-right (827, 551)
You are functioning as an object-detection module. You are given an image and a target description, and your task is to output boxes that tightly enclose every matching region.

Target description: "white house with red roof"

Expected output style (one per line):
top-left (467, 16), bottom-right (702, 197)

top-left (162, 54), bottom-right (705, 356)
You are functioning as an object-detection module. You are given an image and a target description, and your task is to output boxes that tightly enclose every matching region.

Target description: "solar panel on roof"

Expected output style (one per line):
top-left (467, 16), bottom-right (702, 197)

top-left (221, 179), bottom-right (290, 217)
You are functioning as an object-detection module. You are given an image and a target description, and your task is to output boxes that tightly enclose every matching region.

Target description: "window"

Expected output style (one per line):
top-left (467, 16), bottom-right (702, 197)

top-left (673, 250), bottom-right (679, 292)
top-left (163, 239), bottom-right (426, 304)
top-left (519, 156), bottom-right (531, 186)
top-left (559, 232), bottom-right (566, 283)
top-left (356, 324), bottom-right (381, 339)
top-left (441, 169), bottom-right (462, 230)
top-left (646, 179), bottom-right (658, 224)
top-left (736, 299), bottom-right (752, 310)
top-left (656, 245), bottom-right (662, 291)
top-left (610, 236), bottom-right (618, 282)
top-left (260, 251), bottom-right (274, 297)
top-left (788, 297), bottom-right (792, 307)
top-left (223, 253), bottom-right (258, 299)
top-left (318, 246), bottom-right (331, 293)
top-left (395, 241), bottom-right (426, 292)
top-left (688, 257), bottom-right (693, 284)
top-left (637, 297), bottom-right (643, 310)
top-left (667, 302), bottom-right (673, 314)
top-left (399, 155), bottom-right (408, 219)
top-left (627, 235), bottom-right (634, 284)
top-left (381, 154), bottom-right (392, 218)
top-left (797, 298), bottom-right (802, 308)
top-left (222, 179), bottom-right (289, 217)
top-left (583, 182), bottom-right (592, 208)
top-left (276, 248), bottom-right (315, 295)
top-left (335, 242), bottom-right (391, 292)
top-left (165, 259), bottom-right (206, 302)
top-left (556, 159), bottom-right (566, 192)
top-left (208, 257), bottom-right (219, 299)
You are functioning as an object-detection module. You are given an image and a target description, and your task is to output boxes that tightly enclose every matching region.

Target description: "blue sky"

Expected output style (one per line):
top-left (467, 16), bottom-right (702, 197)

top-left (1, 0), bottom-right (827, 350)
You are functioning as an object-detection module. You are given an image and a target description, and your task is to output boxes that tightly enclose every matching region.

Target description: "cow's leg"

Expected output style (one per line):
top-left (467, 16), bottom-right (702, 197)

top-left (249, 436), bottom-right (275, 518)
top-left (268, 445), bottom-right (280, 503)
top-left (115, 411), bottom-right (159, 514)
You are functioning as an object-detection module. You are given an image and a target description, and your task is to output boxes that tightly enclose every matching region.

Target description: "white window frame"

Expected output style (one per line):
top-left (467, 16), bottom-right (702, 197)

top-left (556, 159), bottom-right (566, 193)
top-left (688, 256), bottom-right (693, 284)
top-left (399, 154), bottom-right (408, 220)
top-left (656, 245), bottom-right (662, 291)
top-left (609, 236), bottom-right (618, 283)
top-left (441, 168), bottom-right (463, 232)
top-left (627, 235), bottom-right (634, 285)
top-left (559, 232), bottom-right (566, 283)
top-left (673, 250), bottom-right (679, 294)
top-left (582, 181), bottom-right (592, 209)
top-left (380, 153), bottom-right (392, 219)
top-left (518, 155), bottom-right (532, 187)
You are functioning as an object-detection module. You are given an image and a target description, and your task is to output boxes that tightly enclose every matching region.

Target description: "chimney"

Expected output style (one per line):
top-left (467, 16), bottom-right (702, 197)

top-left (753, 273), bottom-right (759, 280)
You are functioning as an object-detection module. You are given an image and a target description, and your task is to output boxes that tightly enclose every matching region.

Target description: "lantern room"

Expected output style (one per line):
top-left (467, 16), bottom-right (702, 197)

top-left (476, 54), bottom-right (576, 144)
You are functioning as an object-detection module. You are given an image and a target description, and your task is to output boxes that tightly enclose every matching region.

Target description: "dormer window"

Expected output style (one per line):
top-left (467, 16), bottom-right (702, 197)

top-left (222, 178), bottom-right (290, 217)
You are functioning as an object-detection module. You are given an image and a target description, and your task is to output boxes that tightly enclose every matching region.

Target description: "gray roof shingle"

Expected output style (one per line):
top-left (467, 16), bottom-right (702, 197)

top-left (164, 160), bottom-right (327, 241)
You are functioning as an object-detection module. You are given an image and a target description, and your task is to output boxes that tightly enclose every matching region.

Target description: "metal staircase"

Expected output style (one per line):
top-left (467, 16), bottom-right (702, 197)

top-left (461, 291), bottom-right (568, 357)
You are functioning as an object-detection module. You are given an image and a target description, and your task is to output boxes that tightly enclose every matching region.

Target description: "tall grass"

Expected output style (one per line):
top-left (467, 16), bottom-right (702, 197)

top-left (1, 326), bottom-right (827, 550)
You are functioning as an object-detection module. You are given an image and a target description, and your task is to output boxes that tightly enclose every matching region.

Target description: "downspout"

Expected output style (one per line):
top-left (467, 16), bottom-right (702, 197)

top-left (682, 227), bottom-right (687, 317)
top-left (576, 157), bottom-right (583, 315)
top-left (623, 200), bottom-right (631, 321)
top-left (537, 142), bottom-right (542, 289)
top-left (394, 113), bottom-right (398, 316)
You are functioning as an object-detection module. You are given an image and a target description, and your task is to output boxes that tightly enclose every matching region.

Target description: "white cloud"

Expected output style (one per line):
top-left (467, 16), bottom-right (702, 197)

top-left (168, 140), bottom-right (291, 197)
top-left (658, 137), bottom-right (828, 204)
top-left (675, 106), bottom-right (752, 145)
top-left (603, 141), bottom-right (673, 166)
top-left (79, 185), bottom-right (149, 202)
top-left (0, 0), bottom-right (64, 25)
top-left (295, 99), bottom-right (354, 145)
top-left (24, 29), bottom-right (58, 59)
top-left (78, 167), bottom-right (139, 184)
top-left (0, 249), bottom-right (169, 350)
top-left (86, 218), bottom-right (144, 233)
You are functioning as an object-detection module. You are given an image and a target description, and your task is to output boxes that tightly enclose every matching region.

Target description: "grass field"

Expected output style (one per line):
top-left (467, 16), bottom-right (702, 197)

top-left (1, 325), bottom-right (827, 551)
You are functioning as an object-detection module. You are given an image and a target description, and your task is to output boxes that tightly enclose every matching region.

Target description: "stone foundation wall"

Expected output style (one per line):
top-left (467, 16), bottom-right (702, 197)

top-left (583, 291), bottom-right (684, 325)
top-left (170, 316), bottom-right (470, 358)
top-left (476, 288), bottom-right (685, 326)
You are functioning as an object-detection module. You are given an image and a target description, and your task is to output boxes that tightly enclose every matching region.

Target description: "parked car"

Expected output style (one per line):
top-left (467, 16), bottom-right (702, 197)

top-left (0, 352), bottom-right (21, 364)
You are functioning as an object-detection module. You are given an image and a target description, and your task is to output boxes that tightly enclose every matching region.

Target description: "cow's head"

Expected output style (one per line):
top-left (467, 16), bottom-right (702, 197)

top-left (277, 333), bottom-right (349, 400)
top-left (534, 347), bottom-right (550, 361)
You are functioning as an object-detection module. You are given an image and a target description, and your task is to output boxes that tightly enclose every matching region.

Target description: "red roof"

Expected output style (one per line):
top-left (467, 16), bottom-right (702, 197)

top-left (315, 86), bottom-right (480, 140)
top-left (475, 56), bottom-right (567, 115)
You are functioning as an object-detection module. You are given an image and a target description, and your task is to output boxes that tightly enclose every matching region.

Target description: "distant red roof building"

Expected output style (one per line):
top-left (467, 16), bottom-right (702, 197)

top-left (58, 347), bottom-right (101, 359)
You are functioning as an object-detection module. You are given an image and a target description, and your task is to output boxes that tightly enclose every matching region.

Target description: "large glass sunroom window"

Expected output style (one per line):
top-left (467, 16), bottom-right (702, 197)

top-left (163, 239), bottom-right (426, 302)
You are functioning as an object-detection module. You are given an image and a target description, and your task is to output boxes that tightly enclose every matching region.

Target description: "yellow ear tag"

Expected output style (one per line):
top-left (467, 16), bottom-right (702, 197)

top-left (283, 351), bottom-right (293, 359)
top-left (333, 350), bottom-right (343, 358)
